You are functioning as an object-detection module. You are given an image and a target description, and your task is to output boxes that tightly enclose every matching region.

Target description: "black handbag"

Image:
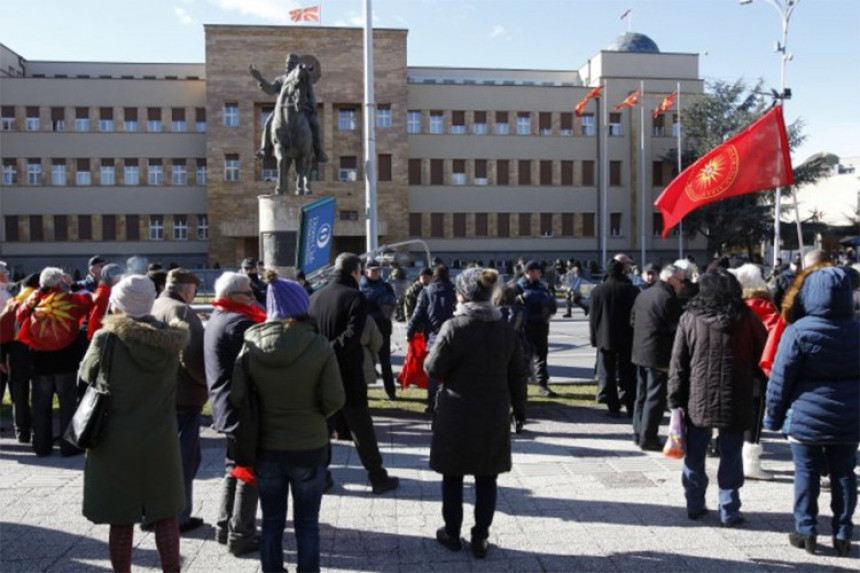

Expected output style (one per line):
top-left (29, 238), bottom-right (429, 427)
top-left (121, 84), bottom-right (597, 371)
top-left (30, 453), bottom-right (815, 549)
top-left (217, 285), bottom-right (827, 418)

top-left (64, 334), bottom-right (115, 449)
top-left (232, 353), bottom-right (261, 467)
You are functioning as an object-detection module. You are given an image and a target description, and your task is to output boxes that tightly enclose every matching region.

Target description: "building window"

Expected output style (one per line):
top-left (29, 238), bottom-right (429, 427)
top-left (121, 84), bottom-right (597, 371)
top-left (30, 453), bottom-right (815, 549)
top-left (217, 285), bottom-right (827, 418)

top-left (582, 213), bottom-right (596, 237)
top-left (609, 112), bottom-right (622, 137)
top-left (102, 215), bottom-right (116, 241)
top-left (196, 159), bottom-right (207, 185)
top-left (1, 106), bottom-right (14, 131)
top-left (474, 159), bottom-right (488, 185)
top-left (338, 108), bottom-right (357, 131)
top-left (452, 159), bottom-right (466, 185)
top-left (539, 112), bottom-right (552, 136)
top-left (518, 213), bottom-right (532, 236)
top-left (78, 215), bottom-right (92, 241)
top-left (452, 213), bottom-right (466, 237)
top-left (338, 156), bottom-right (358, 181)
top-left (560, 112), bottom-right (573, 136)
top-left (340, 210), bottom-right (359, 221)
top-left (473, 111), bottom-right (487, 135)
top-left (195, 107), bottom-right (206, 132)
top-left (173, 215), bottom-right (188, 240)
top-left (147, 107), bottom-right (162, 132)
top-left (494, 111), bottom-right (509, 135)
top-left (430, 213), bottom-right (444, 238)
top-left (430, 159), bottom-right (443, 185)
top-left (126, 214), bottom-right (140, 241)
top-left (5, 216), bottom-right (19, 241)
top-left (516, 112), bottom-right (531, 135)
top-left (408, 159), bottom-right (422, 185)
top-left (581, 113), bottom-right (595, 136)
top-left (653, 115), bottom-right (665, 137)
top-left (475, 213), bottom-right (488, 236)
top-left (582, 160), bottom-right (595, 186)
top-left (76, 159), bottom-right (91, 185)
top-left (378, 154), bottom-right (392, 182)
top-left (51, 160), bottom-right (67, 186)
top-left (123, 107), bottom-right (138, 132)
top-left (2, 159), bottom-right (17, 185)
top-left (30, 215), bottom-right (44, 242)
top-left (652, 161), bottom-right (666, 187)
top-left (610, 212), bottom-right (623, 236)
top-left (172, 159), bottom-right (187, 185)
top-left (376, 104), bottom-right (391, 129)
top-left (224, 154), bottom-right (240, 182)
top-left (672, 114), bottom-right (680, 137)
top-left (407, 110), bottom-right (421, 134)
top-left (561, 213), bottom-right (574, 236)
top-left (148, 160), bottom-right (163, 186)
top-left (51, 107), bottom-right (65, 131)
top-left (497, 213), bottom-right (510, 237)
top-left (539, 160), bottom-right (552, 186)
top-left (75, 107), bottom-right (91, 131)
top-left (123, 159), bottom-right (139, 186)
top-left (451, 111), bottom-right (465, 134)
top-left (54, 215), bottom-right (68, 241)
top-left (518, 160), bottom-right (531, 186)
top-left (561, 160), bottom-right (573, 186)
top-left (261, 156), bottom-right (277, 182)
top-left (496, 159), bottom-right (509, 186)
top-left (197, 214), bottom-right (208, 239)
top-left (171, 108), bottom-right (186, 132)
top-left (27, 159), bottom-right (42, 185)
top-left (100, 159), bottom-right (115, 185)
top-left (26, 106), bottom-right (40, 131)
top-left (148, 215), bottom-right (164, 241)
top-left (409, 213), bottom-right (422, 236)
top-left (653, 213), bottom-right (664, 237)
top-left (540, 213), bottom-right (553, 236)
top-left (610, 161), bottom-right (622, 186)
top-left (224, 103), bottom-right (239, 127)
top-left (99, 107), bottom-right (115, 132)
top-left (429, 111), bottom-right (443, 134)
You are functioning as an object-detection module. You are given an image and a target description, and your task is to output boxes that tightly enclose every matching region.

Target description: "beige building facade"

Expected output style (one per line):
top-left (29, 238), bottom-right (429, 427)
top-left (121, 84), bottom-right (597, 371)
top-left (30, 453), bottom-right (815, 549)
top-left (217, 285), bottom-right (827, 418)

top-left (1, 27), bottom-right (705, 274)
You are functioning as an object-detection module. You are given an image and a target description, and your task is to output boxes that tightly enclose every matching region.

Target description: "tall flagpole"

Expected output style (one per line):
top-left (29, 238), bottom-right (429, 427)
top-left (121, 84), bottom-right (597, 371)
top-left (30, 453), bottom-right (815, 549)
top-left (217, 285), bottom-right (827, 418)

top-left (639, 80), bottom-right (646, 266)
top-left (363, 0), bottom-right (378, 253)
top-left (600, 82), bottom-right (608, 269)
top-left (676, 82), bottom-right (684, 259)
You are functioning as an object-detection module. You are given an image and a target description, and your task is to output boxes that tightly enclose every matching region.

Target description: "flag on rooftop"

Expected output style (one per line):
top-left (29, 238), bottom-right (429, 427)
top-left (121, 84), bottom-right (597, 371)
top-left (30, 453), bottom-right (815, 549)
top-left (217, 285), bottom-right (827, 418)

top-left (615, 90), bottom-right (640, 111)
top-left (653, 91), bottom-right (678, 119)
top-left (655, 106), bottom-right (794, 238)
top-left (574, 85), bottom-right (603, 117)
top-left (290, 6), bottom-right (320, 22)
top-left (621, 9), bottom-right (632, 20)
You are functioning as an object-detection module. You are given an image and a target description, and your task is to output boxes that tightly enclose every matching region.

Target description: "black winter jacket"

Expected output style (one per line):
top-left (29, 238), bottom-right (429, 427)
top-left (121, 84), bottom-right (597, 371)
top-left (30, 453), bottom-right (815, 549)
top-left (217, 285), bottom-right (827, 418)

top-left (630, 281), bottom-right (682, 369)
top-left (203, 308), bottom-right (256, 434)
top-left (668, 306), bottom-right (767, 430)
top-left (589, 276), bottom-right (638, 351)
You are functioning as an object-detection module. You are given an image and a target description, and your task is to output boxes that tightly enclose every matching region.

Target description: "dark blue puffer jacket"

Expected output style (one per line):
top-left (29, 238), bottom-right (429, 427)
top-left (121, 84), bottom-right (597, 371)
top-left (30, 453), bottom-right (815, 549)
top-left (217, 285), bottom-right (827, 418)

top-left (765, 267), bottom-right (860, 443)
top-left (406, 280), bottom-right (456, 348)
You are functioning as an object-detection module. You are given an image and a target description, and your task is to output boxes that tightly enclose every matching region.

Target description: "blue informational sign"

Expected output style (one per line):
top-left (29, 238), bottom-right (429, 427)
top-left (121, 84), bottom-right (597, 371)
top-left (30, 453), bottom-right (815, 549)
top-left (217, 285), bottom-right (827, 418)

top-left (297, 196), bottom-right (336, 275)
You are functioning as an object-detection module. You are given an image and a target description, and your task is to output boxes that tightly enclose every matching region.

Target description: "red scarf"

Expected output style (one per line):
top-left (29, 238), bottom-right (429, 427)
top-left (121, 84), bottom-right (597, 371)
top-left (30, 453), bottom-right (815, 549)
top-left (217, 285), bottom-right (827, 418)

top-left (212, 298), bottom-right (267, 324)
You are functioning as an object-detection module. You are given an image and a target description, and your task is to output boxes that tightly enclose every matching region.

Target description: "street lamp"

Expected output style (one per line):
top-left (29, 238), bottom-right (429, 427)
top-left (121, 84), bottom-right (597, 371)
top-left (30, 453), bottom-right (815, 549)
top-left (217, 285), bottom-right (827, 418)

top-left (740, 0), bottom-right (800, 269)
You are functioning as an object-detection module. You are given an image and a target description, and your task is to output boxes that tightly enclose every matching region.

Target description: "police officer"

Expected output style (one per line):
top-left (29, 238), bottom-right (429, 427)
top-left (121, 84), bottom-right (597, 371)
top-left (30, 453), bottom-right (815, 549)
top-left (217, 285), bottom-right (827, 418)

top-left (515, 261), bottom-right (558, 397)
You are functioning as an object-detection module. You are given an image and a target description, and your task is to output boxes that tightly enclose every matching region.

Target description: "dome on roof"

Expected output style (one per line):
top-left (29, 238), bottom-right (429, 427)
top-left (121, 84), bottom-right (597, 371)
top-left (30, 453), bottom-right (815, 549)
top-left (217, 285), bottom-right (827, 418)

top-left (606, 32), bottom-right (660, 53)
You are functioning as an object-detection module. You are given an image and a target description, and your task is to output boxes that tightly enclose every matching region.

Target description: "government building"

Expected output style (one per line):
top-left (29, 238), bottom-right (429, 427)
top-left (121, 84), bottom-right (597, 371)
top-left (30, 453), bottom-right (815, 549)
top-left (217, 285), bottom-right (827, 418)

top-left (0, 26), bottom-right (705, 273)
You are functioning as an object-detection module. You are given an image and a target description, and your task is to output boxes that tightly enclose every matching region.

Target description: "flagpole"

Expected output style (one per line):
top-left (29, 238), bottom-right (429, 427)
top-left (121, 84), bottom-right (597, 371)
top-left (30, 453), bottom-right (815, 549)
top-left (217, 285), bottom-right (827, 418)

top-left (677, 82), bottom-right (684, 259)
top-left (363, 0), bottom-right (378, 253)
top-left (600, 81), bottom-right (608, 270)
top-left (639, 80), bottom-right (646, 267)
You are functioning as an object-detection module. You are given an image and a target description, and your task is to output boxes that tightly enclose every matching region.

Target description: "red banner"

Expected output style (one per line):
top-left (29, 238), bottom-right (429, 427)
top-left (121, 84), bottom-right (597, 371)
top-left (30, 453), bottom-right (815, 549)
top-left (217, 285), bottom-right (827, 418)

top-left (652, 91), bottom-right (677, 118)
top-left (574, 85), bottom-right (603, 117)
top-left (615, 90), bottom-right (640, 111)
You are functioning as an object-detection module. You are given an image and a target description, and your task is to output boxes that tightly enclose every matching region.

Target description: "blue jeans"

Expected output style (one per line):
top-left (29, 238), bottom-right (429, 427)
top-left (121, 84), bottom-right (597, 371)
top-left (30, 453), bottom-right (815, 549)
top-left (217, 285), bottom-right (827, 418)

top-left (683, 425), bottom-right (744, 523)
top-left (790, 442), bottom-right (858, 540)
top-left (256, 447), bottom-right (327, 573)
top-left (176, 411), bottom-right (202, 524)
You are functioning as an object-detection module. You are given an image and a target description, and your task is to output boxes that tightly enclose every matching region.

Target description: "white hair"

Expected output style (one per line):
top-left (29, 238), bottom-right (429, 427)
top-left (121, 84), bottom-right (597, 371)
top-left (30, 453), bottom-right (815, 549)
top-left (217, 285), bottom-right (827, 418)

top-left (728, 263), bottom-right (767, 293)
top-left (125, 255), bottom-right (148, 275)
top-left (39, 267), bottom-right (65, 288)
top-left (659, 265), bottom-right (683, 282)
top-left (214, 271), bottom-right (250, 299)
top-left (673, 259), bottom-right (693, 278)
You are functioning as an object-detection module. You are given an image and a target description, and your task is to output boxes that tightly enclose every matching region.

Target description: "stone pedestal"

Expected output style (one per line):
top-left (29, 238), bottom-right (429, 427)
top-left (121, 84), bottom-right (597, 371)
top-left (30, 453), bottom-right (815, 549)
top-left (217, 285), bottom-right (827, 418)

top-left (258, 195), bottom-right (300, 278)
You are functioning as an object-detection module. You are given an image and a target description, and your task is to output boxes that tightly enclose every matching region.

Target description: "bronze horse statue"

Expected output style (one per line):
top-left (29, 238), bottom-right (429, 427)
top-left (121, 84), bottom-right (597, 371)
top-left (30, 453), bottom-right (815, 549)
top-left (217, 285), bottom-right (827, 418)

top-left (272, 63), bottom-right (313, 196)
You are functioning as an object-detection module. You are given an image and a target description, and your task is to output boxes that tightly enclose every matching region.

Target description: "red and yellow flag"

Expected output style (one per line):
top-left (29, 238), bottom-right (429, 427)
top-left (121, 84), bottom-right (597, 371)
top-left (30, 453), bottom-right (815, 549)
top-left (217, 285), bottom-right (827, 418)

top-left (574, 85), bottom-right (603, 117)
top-left (290, 5), bottom-right (320, 22)
top-left (615, 90), bottom-right (640, 111)
top-left (655, 106), bottom-right (794, 238)
top-left (653, 91), bottom-right (678, 119)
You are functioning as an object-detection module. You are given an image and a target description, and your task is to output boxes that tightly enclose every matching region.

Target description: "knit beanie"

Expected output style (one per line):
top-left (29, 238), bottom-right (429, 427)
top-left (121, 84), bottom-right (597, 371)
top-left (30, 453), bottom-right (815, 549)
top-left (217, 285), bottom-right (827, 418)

top-left (110, 275), bottom-right (156, 318)
top-left (267, 278), bottom-right (310, 320)
top-left (729, 263), bottom-right (767, 292)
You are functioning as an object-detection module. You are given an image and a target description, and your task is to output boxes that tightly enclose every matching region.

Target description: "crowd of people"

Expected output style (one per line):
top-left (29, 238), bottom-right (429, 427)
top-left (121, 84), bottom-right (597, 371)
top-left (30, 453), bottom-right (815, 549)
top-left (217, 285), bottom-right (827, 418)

top-left (0, 247), bottom-right (857, 571)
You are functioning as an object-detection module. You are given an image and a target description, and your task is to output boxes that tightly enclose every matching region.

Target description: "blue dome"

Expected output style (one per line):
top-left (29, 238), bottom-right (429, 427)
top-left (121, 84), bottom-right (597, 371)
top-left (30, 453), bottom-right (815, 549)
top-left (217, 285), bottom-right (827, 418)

top-left (606, 32), bottom-right (660, 53)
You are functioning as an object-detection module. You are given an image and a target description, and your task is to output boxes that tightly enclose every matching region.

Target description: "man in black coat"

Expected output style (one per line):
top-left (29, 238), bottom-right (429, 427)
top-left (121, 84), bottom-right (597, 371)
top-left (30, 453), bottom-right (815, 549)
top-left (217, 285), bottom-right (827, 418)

top-left (630, 265), bottom-right (684, 450)
top-left (589, 257), bottom-right (639, 416)
top-left (515, 261), bottom-right (559, 397)
top-left (308, 253), bottom-right (399, 495)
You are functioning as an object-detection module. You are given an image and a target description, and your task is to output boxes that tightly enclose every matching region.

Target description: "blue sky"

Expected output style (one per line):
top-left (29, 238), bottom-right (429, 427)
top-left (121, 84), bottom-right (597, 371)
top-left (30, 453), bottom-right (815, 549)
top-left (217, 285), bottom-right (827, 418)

top-left (3, 0), bottom-right (858, 163)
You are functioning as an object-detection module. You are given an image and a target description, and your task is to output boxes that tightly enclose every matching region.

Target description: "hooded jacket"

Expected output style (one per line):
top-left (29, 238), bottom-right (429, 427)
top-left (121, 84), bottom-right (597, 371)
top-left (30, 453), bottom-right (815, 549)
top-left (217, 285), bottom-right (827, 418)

top-left (765, 267), bottom-right (860, 443)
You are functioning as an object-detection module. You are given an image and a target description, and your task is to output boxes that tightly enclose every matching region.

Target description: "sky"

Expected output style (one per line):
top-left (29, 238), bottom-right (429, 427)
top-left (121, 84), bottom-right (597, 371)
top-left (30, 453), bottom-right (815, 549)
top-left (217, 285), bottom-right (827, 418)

top-left (3, 0), bottom-right (858, 163)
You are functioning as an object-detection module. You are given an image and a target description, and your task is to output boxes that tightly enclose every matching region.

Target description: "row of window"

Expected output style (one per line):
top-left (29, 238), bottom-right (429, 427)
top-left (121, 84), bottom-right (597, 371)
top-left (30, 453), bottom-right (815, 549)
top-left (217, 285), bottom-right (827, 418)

top-left (4, 214), bottom-right (208, 242)
top-left (1, 106), bottom-right (206, 134)
top-left (2, 158), bottom-right (207, 187)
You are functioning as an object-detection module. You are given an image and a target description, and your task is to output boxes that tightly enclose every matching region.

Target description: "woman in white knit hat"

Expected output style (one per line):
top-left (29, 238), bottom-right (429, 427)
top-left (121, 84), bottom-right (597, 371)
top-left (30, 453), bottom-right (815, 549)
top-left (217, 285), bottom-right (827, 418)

top-left (79, 274), bottom-right (190, 572)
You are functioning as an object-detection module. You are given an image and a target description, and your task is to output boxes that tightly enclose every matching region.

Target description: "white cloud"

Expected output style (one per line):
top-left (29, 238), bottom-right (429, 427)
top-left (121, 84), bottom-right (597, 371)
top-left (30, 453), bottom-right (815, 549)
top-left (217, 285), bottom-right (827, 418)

top-left (490, 24), bottom-right (508, 39)
top-left (175, 6), bottom-right (194, 25)
top-left (209, 0), bottom-right (300, 24)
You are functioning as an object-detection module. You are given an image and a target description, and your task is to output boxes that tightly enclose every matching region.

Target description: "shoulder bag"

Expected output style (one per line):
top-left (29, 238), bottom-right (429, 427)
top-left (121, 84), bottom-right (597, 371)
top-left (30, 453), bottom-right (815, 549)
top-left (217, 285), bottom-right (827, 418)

top-left (64, 333), bottom-right (115, 449)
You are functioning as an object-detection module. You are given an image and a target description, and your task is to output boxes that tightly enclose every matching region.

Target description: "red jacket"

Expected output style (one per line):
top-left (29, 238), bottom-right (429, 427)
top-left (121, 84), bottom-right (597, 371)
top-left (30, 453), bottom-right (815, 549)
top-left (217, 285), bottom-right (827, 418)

top-left (87, 283), bottom-right (112, 340)
top-left (16, 288), bottom-right (93, 352)
top-left (745, 296), bottom-right (780, 333)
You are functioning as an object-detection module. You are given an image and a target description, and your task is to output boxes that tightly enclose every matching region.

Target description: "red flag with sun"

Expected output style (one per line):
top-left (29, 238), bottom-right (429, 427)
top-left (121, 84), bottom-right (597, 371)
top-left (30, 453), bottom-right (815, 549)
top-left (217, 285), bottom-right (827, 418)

top-left (574, 85), bottom-right (603, 117)
top-left (655, 106), bottom-right (794, 238)
top-left (16, 290), bottom-right (93, 352)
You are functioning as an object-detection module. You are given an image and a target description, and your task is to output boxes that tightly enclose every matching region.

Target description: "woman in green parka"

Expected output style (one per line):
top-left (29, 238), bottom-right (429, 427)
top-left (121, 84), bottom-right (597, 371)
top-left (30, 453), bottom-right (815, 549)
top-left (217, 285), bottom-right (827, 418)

top-left (78, 274), bottom-right (189, 573)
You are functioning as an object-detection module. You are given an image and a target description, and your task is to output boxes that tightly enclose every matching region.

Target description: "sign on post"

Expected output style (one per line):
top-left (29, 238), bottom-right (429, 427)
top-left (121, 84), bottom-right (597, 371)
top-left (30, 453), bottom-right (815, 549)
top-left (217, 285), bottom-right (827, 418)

top-left (297, 196), bottom-right (336, 275)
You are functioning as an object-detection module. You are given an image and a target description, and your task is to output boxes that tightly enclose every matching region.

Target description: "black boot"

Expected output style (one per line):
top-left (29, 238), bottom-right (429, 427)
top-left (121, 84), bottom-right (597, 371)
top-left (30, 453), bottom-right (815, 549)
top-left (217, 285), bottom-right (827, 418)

top-left (788, 532), bottom-right (816, 554)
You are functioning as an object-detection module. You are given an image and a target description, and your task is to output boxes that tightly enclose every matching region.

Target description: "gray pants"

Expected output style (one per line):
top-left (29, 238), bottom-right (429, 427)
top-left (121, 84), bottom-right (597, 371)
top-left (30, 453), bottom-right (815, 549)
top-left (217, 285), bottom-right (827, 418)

top-left (217, 441), bottom-right (259, 544)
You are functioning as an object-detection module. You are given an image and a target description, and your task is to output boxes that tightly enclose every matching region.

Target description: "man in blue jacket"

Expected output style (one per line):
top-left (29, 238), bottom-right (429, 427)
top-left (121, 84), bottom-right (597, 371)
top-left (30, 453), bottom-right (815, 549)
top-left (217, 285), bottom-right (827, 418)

top-left (359, 260), bottom-right (398, 400)
top-left (516, 261), bottom-right (558, 397)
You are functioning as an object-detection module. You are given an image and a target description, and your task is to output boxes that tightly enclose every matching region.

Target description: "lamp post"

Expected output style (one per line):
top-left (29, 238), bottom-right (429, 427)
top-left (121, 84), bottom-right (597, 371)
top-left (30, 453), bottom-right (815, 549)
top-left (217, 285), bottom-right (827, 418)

top-left (740, 0), bottom-right (799, 269)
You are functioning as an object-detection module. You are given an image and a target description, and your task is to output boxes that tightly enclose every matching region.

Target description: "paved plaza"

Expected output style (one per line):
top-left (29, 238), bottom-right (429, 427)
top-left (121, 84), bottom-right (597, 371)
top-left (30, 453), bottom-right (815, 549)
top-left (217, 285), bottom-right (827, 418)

top-left (1, 313), bottom-right (856, 571)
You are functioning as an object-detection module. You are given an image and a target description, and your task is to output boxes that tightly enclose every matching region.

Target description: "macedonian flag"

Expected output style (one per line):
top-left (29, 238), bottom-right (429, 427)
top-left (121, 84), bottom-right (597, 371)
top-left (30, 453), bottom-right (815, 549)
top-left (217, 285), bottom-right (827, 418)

top-left (652, 91), bottom-right (677, 119)
top-left (574, 85), bottom-right (603, 117)
top-left (615, 90), bottom-right (641, 111)
top-left (654, 105), bottom-right (794, 238)
top-left (290, 5), bottom-right (320, 22)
